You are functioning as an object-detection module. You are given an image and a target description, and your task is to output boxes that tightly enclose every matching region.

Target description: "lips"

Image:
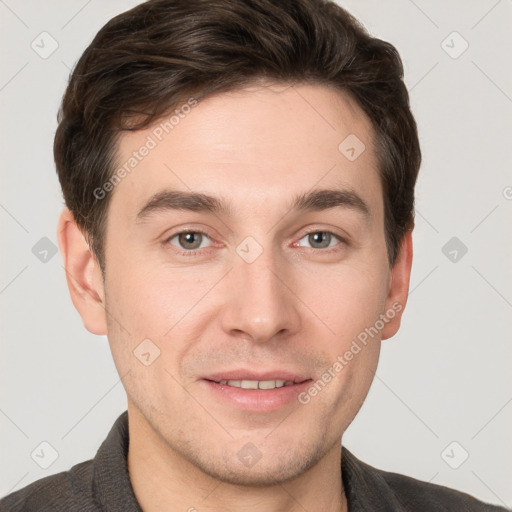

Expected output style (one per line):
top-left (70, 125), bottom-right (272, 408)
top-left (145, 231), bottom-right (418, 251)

top-left (201, 370), bottom-right (312, 412)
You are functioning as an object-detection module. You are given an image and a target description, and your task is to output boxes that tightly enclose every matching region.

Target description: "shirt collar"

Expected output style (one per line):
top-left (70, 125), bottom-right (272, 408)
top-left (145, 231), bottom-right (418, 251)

top-left (92, 410), bottom-right (142, 512)
top-left (341, 444), bottom-right (407, 511)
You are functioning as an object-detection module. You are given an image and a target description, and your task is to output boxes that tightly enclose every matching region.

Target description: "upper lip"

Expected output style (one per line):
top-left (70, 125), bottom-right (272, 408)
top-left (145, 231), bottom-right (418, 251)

top-left (203, 370), bottom-right (311, 384)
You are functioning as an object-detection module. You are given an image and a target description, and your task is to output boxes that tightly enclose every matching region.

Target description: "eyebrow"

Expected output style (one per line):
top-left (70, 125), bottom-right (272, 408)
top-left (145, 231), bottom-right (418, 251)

top-left (135, 188), bottom-right (371, 222)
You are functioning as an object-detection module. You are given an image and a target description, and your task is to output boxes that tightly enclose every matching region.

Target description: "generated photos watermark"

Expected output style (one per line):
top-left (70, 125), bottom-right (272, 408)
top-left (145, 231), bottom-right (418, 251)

top-left (298, 301), bottom-right (403, 405)
top-left (93, 97), bottom-right (198, 200)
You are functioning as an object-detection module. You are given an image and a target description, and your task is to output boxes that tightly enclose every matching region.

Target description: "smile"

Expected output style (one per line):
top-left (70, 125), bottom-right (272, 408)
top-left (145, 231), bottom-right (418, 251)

top-left (214, 379), bottom-right (295, 389)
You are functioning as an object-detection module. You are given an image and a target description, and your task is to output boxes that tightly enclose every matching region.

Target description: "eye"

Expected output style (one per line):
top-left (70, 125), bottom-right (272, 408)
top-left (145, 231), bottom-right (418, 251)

top-left (295, 231), bottom-right (343, 250)
top-left (166, 231), bottom-right (212, 253)
top-left (164, 229), bottom-right (345, 256)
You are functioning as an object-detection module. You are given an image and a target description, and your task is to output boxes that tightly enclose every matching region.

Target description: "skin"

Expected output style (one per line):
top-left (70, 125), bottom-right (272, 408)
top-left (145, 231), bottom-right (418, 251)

top-left (58, 82), bottom-right (413, 512)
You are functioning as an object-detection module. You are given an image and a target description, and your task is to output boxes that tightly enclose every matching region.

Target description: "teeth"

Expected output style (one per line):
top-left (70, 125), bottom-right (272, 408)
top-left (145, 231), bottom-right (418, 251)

top-left (241, 380), bottom-right (259, 389)
top-left (258, 379), bottom-right (284, 389)
top-left (219, 379), bottom-right (292, 389)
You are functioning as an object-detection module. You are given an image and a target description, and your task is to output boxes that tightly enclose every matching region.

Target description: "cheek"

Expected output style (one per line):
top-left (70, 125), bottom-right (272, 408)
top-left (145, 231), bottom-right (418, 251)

top-left (301, 262), bottom-right (389, 344)
top-left (104, 261), bottom-right (177, 331)
top-left (103, 266), bottom-right (218, 370)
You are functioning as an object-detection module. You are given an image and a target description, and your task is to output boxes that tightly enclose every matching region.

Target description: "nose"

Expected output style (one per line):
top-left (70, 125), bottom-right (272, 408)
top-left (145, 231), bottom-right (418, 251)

top-left (220, 246), bottom-right (302, 344)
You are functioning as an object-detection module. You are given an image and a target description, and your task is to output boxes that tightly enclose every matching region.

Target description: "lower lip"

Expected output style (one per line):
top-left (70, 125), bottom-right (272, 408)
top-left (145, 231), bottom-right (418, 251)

top-left (200, 379), bottom-right (313, 412)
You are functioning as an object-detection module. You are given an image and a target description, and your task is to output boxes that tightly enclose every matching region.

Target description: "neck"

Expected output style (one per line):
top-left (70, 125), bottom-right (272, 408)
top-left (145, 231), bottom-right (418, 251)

top-left (126, 405), bottom-right (348, 512)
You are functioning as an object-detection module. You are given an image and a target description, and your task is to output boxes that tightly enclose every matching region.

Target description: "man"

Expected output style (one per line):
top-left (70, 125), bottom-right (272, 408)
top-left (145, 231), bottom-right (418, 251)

top-left (0, 0), bottom-right (508, 510)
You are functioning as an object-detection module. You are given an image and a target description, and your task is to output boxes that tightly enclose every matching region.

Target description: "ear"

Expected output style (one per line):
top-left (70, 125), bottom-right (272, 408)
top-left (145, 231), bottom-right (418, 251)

top-left (381, 230), bottom-right (413, 340)
top-left (57, 208), bottom-right (107, 335)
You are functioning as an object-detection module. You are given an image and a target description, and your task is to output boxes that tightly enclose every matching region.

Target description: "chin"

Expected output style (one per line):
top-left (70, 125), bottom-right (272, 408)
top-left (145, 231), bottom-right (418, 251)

top-left (184, 441), bottom-right (327, 487)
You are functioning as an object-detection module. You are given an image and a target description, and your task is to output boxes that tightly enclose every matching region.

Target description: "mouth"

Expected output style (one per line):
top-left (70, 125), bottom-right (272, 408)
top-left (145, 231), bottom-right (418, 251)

top-left (200, 371), bottom-right (312, 412)
top-left (207, 378), bottom-right (306, 390)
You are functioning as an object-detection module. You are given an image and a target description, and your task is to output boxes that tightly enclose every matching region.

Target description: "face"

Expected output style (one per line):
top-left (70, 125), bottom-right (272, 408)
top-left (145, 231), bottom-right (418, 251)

top-left (70, 83), bottom-right (410, 486)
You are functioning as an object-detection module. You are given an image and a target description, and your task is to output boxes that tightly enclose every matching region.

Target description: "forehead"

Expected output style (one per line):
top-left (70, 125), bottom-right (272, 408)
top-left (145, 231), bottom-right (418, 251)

top-left (111, 83), bottom-right (381, 219)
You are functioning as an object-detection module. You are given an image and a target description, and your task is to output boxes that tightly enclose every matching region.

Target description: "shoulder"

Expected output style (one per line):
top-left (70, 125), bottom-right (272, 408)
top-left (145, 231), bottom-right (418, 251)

top-left (342, 448), bottom-right (509, 512)
top-left (0, 460), bottom-right (96, 512)
top-left (374, 464), bottom-right (508, 511)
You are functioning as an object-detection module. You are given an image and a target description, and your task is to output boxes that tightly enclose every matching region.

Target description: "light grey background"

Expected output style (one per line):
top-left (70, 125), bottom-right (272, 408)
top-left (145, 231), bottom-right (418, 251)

top-left (1, 0), bottom-right (511, 507)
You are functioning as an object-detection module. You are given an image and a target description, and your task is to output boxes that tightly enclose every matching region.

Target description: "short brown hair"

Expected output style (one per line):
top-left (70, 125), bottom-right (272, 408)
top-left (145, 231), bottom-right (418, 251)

top-left (54, 0), bottom-right (421, 272)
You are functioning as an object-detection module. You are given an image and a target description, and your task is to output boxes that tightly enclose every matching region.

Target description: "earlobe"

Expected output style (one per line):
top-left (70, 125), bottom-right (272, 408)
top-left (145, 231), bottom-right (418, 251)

top-left (57, 208), bottom-right (108, 335)
top-left (381, 231), bottom-right (413, 340)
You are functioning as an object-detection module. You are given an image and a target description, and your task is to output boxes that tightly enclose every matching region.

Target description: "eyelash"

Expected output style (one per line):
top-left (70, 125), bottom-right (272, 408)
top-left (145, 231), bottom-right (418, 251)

top-left (163, 228), bottom-right (347, 257)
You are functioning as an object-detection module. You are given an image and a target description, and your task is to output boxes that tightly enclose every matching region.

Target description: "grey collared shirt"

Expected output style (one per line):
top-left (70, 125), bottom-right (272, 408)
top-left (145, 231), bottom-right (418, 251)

top-left (0, 411), bottom-right (508, 511)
